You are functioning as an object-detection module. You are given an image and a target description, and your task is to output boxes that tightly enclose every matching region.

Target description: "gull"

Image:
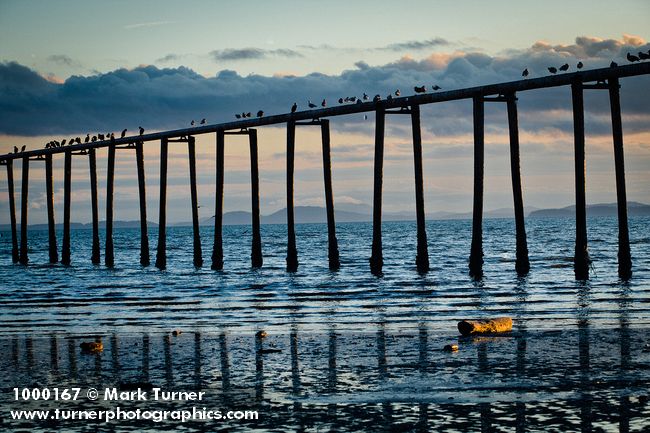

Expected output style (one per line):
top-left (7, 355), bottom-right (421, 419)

top-left (522, 68), bottom-right (529, 77)
top-left (308, 100), bottom-right (317, 109)
top-left (139, 126), bottom-right (144, 135)
top-left (577, 61), bottom-right (583, 69)
top-left (257, 110), bottom-right (264, 117)
top-left (559, 63), bottom-right (569, 72)
top-left (121, 129), bottom-right (127, 138)
top-left (627, 52), bottom-right (640, 62)
top-left (548, 67), bottom-right (558, 74)
top-left (395, 89), bottom-right (401, 96)
top-left (291, 102), bottom-right (297, 113)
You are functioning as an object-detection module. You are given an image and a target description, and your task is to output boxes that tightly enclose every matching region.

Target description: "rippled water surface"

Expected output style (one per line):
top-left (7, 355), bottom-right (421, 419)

top-left (1, 217), bottom-right (649, 431)
top-left (1, 217), bottom-right (649, 335)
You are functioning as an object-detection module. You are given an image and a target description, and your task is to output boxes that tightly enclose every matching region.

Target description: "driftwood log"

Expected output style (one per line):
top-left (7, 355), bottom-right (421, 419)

top-left (457, 317), bottom-right (513, 336)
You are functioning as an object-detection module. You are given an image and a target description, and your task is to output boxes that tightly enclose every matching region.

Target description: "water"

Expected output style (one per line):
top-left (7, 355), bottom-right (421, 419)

top-left (1, 217), bottom-right (649, 431)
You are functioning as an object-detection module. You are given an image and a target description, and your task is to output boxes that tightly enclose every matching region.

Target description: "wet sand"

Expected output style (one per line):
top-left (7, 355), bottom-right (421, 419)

top-left (1, 327), bottom-right (649, 431)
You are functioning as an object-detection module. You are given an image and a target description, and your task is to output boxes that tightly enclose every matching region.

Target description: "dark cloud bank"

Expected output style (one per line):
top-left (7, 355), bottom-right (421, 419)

top-left (1, 35), bottom-right (648, 137)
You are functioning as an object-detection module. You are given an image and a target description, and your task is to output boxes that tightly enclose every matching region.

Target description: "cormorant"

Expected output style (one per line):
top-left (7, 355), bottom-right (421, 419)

top-left (291, 103), bottom-right (297, 113)
top-left (245, 112), bottom-right (251, 118)
top-left (522, 68), bottom-right (529, 77)
top-left (627, 52), bottom-right (640, 62)
top-left (373, 94), bottom-right (381, 102)
top-left (121, 129), bottom-right (127, 138)
top-left (338, 98), bottom-right (344, 104)
top-left (414, 85), bottom-right (426, 93)
top-left (559, 63), bottom-right (569, 71)
top-left (97, 134), bottom-right (103, 141)
top-left (21, 145), bottom-right (26, 152)
top-left (92, 136), bottom-right (97, 142)
top-left (639, 51), bottom-right (650, 60)
top-left (236, 114), bottom-right (242, 119)
top-left (577, 61), bottom-right (583, 69)
top-left (139, 126), bottom-right (144, 135)
top-left (191, 120), bottom-right (195, 126)
top-left (13, 146), bottom-right (18, 153)
top-left (432, 85), bottom-right (441, 90)
top-left (321, 99), bottom-right (326, 107)
top-left (61, 139), bottom-right (67, 146)
top-left (548, 67), bottom-right (558, 74)
top-left (200, 118), bottom-right (206, 124)
top-left (257, 110), bottom-right (264, 117)
top-left (75, 137), bottom-right (81, 144)
top-left (85, 134), bottom-right (90, 143)
top-left (610, 61), bottom-right (618, 68)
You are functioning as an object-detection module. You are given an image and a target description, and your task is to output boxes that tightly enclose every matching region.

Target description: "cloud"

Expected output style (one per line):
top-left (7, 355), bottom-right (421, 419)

top-left (210, 48), bottom-right (303, 61)
top-left (379, 38), bottom-right (450, 51)
top-left (46, 54), bottom-right (79, 67)
top-left (156, 54), bottom-right (181, 64)
top-left (1, 35), bottom-right (649, 138)
top-left (123, 21), bottom-right (173, 30)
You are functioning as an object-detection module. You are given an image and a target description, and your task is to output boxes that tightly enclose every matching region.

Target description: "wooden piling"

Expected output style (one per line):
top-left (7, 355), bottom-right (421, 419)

top-left (19, 156), bottom-right (29, 265)
top-left (608, 78), bottom-right (632, 280)
top-left (249, 130), bottom-right (263, 268)
top-left (105, 145), bottom-right (116, 267)
top-left (571, 81), bottom-right (589, 280)
top-left (506, 93), bottom-right (530, 275)
top-left (286, 120), bottom-right (298, 272)
top-left (6, 160), bottom-right (19, 263)
top-left (135, 141), bottom-right (150, 266)
top-left (320, 119), bottom-right (340, 271)
top-left (88, 149), bottom-right (101, 264)
top-left (61, 150), bottom-right (72, 265)
top-left (469, 96), bottom-right (485, 278)
top-left (410, 105), bottom-right (429, 273)
top-left (370, 108), bottom-right (385, 275)
top-left (211, 131), bottom-right (225, 270)
top-left (187, 136), bottom-right (203, 267)
top-left (45, 154), bottom-right (58, 263)
top-left (155, 138), bottom-right (168, 270)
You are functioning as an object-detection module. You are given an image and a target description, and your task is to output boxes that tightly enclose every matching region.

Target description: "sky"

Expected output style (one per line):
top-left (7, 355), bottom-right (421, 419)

top-left (1, 0), bottom-right (649, 224)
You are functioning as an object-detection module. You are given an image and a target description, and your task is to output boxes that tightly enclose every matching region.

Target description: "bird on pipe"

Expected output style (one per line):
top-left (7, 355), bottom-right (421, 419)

top-left (139, 126), bottom-right (144, 135)
top-left (13, 146), bottom-right (18, 153)
top-left (559, 63), bottom-right (569, 72)
top-left (245, 112), bottom-right (252, 118)
top-left (373, 94), bottom-right (381, 102)
top-left (362, 93), bottom-right (369, 100)
top-left (610, 61), bottom-right (618, 67)
top-left (308, 100), bottom-right (317, 109)
top-left (321, 99), bottom-right (326, 107)
top-left (395, 89), bottom-right (401, 96)
top-left (75, 137), bottom-right (82, 144)
top-left (121, 129), bottom-right (127, 138)
top-left (338, 97), bottom-right (344, 104)
top-left (257, 110), bottom-right (264, 117)
top-left (85, 134), bottom-right (90, 143)
top-left (191, 120), bottom-right (195, 126)
top-left (577, 61), bottom-right (583, 69)
top-left (92, 136), bottom-right (97, 142)
top-left (291, 102), bottom-right (297, 113)
top-left (414, 85), bottom-right (426, 93)
top-left (200, 118), bottom-right (206, 124)
top-left (522, 68), bottom-right (529, 77)
top-left (97, 134), bottom-right (104, 141)
top-left (61, 139), bottom-right (67, 146)
top-left (21, 145), bottom-right (26, 152)
top-left (548, 67), bottom-right (558, 74)
top-left (639, 51), bottom-right (650, 60)
top-left (627, 52), bottom-right (640, 62)
top-left (432, 85), bottom-right (441, 91)
top-left (235, 114), bottom-right (241, 119)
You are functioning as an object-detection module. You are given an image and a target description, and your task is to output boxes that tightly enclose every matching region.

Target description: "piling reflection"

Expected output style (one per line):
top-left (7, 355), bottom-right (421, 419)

top-left (1, 312), bottom-right (648, 432)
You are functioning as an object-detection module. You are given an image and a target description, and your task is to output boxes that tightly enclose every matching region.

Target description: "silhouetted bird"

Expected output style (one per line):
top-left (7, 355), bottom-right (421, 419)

top-left (349, 96), bottom-right (357, 102)
top-left (75, 137), bottom-right (81, 144)
top-left (559, 63), bottom-right (569, 72)
top-left (432, 85), bottom-right (441, 90)
top-left (121, 129), bottom-right (127, 138)
top-left (338, 97), bottom-right (344, 104)
top-left (610, 61), bottom-right (618, 67)
top-left (191, 120), bottom-right (195, 125)
top-left (627, 52), bottom-right (639, 62)
top-left (139, 126), bottom-right (144, 135)
top-left (97, 134), bottom-right (103, 141)
top-left (45, 142), bottom-right (50, 149)
top-left (308, 100), bottom-right (317, 109)
top-left (245, 112), bottom-right (252, 118)
top-left (13, 146), bottom-right (18, 153)
top-left (548, 67), bottom-right (558, 74)
top-left (395, 89), bottom-right (401, 96)
top-left (291, 103), bottom-right (297, 113)
top-left (522, 68), bottom-right (529, 77)
top-left (200, 118), bottom-right (206, 124)
top-left (85, 134), bottom-right (90, 143)
top-left (362, 93), bottom-right (369, 100)
top-left (373, 94), bottom-right (381, 102)
top-left (321, 99), bottom-right (326, 107)
top-left (69, 138), bottom-right (74, 145)
top-left (386, 94), bottom-right (393, 100)
top-left (61, 139), bottom-right (67, 146)
top-left (639, 51), bottom-right (650, 60)
top-left (577, 61), bottom-right (583, 69)
top-left (241, 112), bottom-right (247, 118)
top-left (91, 136), bottom-right (97, 142)
top-left (235, 114), bottom-right (242, 119)
top-left (21, 145), bottom-right (26, 152)
top-left (257, 110), bottom-right (264, 117)
top-left (414, 85), bottom-right (426, 93)
top-left (356, 99), bottom-right (362, 104)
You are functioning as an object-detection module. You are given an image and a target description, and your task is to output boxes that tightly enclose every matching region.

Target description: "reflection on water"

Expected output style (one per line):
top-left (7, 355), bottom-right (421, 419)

top-left (1, 217), bottom-right (649, 430)
top-left (1, 323), bottom-right (649, 431)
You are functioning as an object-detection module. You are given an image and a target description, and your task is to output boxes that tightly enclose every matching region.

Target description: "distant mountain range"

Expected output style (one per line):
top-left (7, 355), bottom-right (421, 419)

top-left (2, 202), bottom-right (648, 230)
